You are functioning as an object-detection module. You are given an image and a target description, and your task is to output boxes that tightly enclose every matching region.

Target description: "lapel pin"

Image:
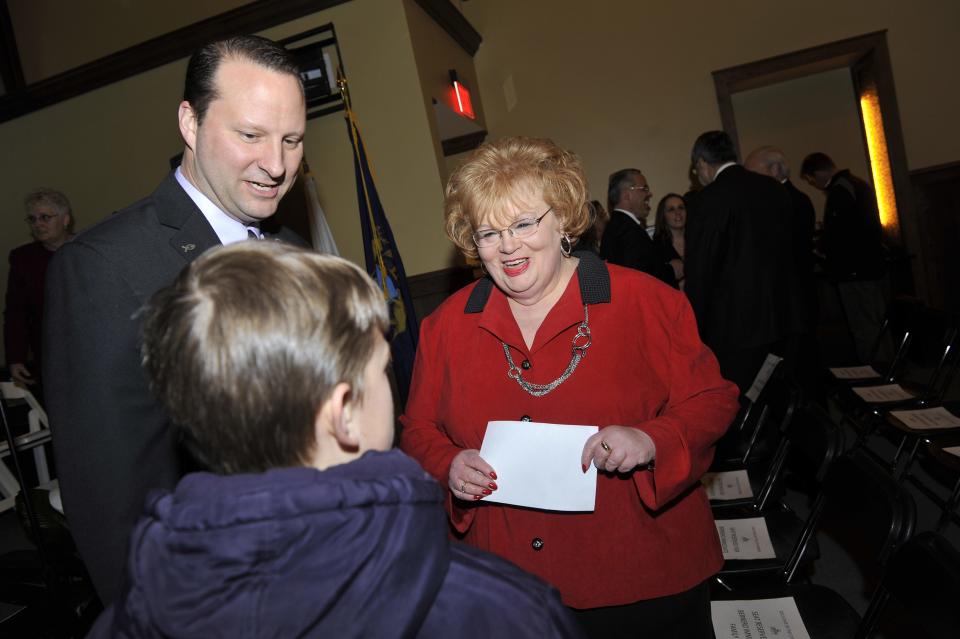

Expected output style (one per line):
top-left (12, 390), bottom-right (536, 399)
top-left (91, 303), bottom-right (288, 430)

top-left (180, 243), bottom-right (196, 253)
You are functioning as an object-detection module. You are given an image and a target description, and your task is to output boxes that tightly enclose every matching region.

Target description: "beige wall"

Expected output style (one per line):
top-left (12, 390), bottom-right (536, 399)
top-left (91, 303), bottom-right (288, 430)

top-left (9, 0), bottom-right (247, 82)
top-left (461, 0), bottom-right (960, 206)
top-left (403, 0), bottom-right (486, 186)
top-left (733, 68), bottom-right (870, 221)
top-left (1, 0), bottom-right (463, 364)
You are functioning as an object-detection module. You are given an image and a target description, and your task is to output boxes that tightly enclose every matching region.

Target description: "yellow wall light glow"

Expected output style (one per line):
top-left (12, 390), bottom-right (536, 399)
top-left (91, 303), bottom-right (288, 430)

top-left (859, 87), bottom-right (898, 235)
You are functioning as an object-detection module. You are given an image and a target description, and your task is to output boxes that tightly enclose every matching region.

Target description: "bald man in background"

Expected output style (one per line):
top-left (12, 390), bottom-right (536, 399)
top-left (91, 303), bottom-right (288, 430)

top-left (745, 146), bottom-right (819, 395)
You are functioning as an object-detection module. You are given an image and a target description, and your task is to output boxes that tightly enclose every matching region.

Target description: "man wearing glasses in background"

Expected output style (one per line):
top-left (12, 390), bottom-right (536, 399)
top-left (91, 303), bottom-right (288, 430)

top-left (601, 168), bottom-right (681, 285)
top-left (3, 188), bottom-right (74, 392)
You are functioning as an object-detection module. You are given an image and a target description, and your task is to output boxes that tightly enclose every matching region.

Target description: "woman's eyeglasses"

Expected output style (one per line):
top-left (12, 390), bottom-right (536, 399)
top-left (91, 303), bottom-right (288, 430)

top-left (472, 208), bottom-right (553, 248)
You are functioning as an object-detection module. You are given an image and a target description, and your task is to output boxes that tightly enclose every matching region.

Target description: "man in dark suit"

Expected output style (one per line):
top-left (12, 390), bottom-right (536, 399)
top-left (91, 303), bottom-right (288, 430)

top-left (685, 131), bottom-right (801, 392)
top-left (746, 146), bottom-right (820, 394)
top-left (601, 168), bottom-right (681, 285)
top-left (800, 152), bottom-right (889, 363)
top-left (43, 35), bottom-right (308, 605)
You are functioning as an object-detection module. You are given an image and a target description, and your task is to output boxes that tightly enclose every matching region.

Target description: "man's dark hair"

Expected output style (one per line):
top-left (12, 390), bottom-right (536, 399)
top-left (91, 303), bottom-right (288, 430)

top-left (691, 130), bottom-right (737, 166)
top-left (800, 152), bottom-right (836, 177)
top-left (183, 35), bottom-right (304, 124)
top-left (607, 168), bottom-right (641, 212)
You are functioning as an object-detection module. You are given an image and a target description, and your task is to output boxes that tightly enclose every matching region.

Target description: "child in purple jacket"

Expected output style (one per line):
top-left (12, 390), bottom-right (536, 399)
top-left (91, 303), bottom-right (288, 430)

top-left (87, 241), bottom-right (581, 639)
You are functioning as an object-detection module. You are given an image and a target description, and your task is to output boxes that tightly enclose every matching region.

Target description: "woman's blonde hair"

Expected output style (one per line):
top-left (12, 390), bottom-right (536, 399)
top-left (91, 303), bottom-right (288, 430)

top-left (444, 136), bottom-right (591, 259)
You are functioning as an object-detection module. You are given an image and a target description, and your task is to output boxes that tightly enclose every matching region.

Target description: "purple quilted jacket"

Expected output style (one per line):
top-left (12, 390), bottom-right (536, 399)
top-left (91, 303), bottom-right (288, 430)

top-left (88, 450), bottom-right (581, 638)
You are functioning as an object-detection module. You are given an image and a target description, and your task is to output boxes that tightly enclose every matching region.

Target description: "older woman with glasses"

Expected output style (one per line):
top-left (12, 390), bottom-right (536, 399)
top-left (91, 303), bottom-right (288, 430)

top-left (401, 137), bottom-right (738, 638)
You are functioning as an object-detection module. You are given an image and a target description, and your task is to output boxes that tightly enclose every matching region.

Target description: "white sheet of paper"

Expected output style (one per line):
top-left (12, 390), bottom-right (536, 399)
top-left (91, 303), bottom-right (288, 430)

top-left (745, 354), bottom-right (783, 402)
top-left (711, 597), bottom-right (811, 639)
top-left (703, 470), bottom-right (754, 500)
top-left (890, 406), bottom-right (960, 430)
top-left (479, 420), bottom-right (598, 512)
top-left (715, 517), bottom-right (776, 559)
top-left (851, 383), bottom-right (914, 403)
top-left (829, 365), bottom-right (881, 380)
top-left (942, 445), bottom-right (960, 459)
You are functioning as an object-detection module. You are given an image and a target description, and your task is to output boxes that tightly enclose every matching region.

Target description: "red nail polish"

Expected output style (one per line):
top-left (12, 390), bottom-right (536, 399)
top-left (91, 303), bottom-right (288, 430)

top-left (488, 482), bottom-right (497, 490)
top-left (473, 495), bottom-right (481, 501)
top-left (482, 488), bottom-right (491, 495)
top-left (582, 464), bottom-right (587, 473)
top-left (489, 471), bottom-right (497, 480)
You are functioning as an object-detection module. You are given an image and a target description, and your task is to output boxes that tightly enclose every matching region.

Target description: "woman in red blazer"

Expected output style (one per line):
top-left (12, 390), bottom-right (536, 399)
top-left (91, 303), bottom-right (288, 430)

top-left (401, 137), bottom-right (739, 638)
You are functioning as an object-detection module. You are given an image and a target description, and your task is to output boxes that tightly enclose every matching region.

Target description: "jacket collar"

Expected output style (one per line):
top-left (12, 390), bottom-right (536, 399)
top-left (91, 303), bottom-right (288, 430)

top-left (153, 172), bottom-right (222, 263)
top-left (464, 250), bottom-right (611, 314)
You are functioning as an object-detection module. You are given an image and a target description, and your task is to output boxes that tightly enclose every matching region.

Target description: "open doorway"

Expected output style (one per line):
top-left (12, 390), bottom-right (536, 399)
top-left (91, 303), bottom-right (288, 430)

top-left (732, 68), bottom-right (868, 226)
top-left (712, 31), bottom-right (924, 303)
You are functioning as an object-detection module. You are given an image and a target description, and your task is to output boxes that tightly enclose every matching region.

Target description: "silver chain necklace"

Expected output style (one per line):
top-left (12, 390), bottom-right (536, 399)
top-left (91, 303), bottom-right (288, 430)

top-left (502, 305), bottom-right (591, 397)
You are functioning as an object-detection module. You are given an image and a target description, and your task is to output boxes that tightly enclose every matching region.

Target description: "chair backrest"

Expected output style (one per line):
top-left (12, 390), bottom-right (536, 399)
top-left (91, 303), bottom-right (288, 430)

top-left (869, 298), bottom-right (922, 380)
top-left (785, 402), bottom-right (845, 487)
top-left (785, 450), bottom-right (916, 584)
top-left (857, 532), bottom-right (960, 638)
top-left (922, 313), bottom-right (960, 402)
top-left (756, 400), bottom-right (844, 511)
top-left (740, 373), bottom-right (798, 467)
top-left (716, 361), bottom-right (790, 467)
top-left (0, 382), bottom-right (49, 432)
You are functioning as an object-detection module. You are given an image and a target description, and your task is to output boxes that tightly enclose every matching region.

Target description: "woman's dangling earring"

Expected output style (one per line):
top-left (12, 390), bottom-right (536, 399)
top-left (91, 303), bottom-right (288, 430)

top-left (560, 234), bottom-right (573, 258)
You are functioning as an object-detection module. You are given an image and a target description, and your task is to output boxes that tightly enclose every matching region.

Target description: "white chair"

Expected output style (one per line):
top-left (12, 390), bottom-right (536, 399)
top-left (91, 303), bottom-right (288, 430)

top-left (0, 382), bottom-right (54, 512)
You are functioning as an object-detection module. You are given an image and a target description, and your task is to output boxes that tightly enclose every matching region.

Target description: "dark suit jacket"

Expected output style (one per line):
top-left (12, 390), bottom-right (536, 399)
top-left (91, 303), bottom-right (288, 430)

top-left (685, 165), bottom-right (802, 358)
top-left (820, 169), bottom-right (886, 281)
top-left (784, 179), bottom-right (817, 330)
top-left (43, 173), bottom-right (304, 604)
top-left (600, 210), bottom-right (676, 286)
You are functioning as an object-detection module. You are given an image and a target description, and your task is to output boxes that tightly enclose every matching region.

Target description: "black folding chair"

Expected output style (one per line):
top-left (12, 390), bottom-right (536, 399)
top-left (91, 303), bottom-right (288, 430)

top-left (0, 389), bottom-right (100, 637)
top-left (840, 310), bottom-right (960, 450)
top-left (712, 358), bottom-right (787, 471)
top-left (714, 450), bottom-right (915, 590)
top-left (707, 377), bottom-right (801, 514)
top-left (711, 451), bottom-right (916, 639)
top-left (857, 532), bottom-right (960, 638)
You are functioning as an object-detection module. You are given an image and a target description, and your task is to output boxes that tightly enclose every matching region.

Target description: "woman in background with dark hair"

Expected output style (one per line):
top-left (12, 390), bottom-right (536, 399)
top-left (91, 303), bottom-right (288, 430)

top-left (653, 193), bottom-right (687, 289)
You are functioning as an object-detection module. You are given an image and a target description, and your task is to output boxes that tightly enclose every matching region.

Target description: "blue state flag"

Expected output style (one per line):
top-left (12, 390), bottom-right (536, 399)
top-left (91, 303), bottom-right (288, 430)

top-left (346, 108), bottom-right (419, 405)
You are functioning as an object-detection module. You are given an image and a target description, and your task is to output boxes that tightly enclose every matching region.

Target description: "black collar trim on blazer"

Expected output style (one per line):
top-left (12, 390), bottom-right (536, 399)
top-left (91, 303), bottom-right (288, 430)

top-left (464, 250), bottom-right (611, 314)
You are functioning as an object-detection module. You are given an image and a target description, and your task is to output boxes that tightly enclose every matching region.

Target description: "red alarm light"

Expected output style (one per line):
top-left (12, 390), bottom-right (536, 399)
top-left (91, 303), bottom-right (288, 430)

top-left (449, 70), bottom-right (476, 120)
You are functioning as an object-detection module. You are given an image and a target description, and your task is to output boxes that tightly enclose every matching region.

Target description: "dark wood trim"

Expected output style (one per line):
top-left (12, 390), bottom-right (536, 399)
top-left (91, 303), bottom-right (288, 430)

top-left (0, 0), bottom-right (351, 124)
top-left (408, 265), bottom-right (474, 297)
top-left (441, 129), bottom-right (487, 156)
top-left (712, 31), bottom-right (888, 152)
top-left (909, 160), bottom-right (960, 184)
top-left (412, 0), bottom-right (482, 55)
top-left (407, 264), bottom-right (477, 319)
top-left (908, 160), bottom-right (960, 311)
top-left (0, 0), bottom-right (24, 93)
top-left (0, 0), bottom-right (482, 123)
top-left (712, 31), bottom-right (885, 93)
